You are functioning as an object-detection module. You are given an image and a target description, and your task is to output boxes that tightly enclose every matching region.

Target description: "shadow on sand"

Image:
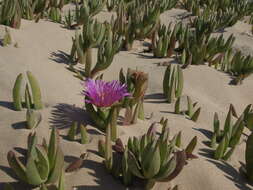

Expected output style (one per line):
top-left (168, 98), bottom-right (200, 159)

top-left (50, 50), bottom-right (73, 65)
top-left (144, 93), bottom-right (167, 104)
top-left (0, 101), bottom-right (16, 111)
top-left (50, 103), bottom-right (93, 129)
top-left (207, 159), bottom-right (252, 190)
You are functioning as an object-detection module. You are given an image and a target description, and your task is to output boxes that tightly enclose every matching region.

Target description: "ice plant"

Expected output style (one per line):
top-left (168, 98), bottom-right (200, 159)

top-left (83, 79), bottom-right (129, 171)
top-left (83, 79), bottom-right (129, 107)
top-left (83, 79), bottom-right (129, 142)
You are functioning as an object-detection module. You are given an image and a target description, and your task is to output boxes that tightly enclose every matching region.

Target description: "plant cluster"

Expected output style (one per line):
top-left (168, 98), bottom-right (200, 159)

top-left (12, 71), bottom-right (43, 111)
top-left (119, 68), bottom-right (148, 125)
top-left (211, 104), bottom-right (248, 160)
top-left (219, 51), bottom-right (253, 85)
top-left (99, 122), bottom-right (198, 189)
top-left (70, 17), bottom-right (122, 79)
top-left (0, 0), bottom-right (69, 28)
top-left (67, 122), bottom-right (89, 144)
top-left (7, 128), bottom-right (65, 189)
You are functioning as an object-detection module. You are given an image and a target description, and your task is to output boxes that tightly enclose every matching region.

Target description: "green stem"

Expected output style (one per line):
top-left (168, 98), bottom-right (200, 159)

top-left (138, 99), bottom-right (145, 120)
top-left (132, 101), bottom-right (141, 124)
top-left (105, 107), bottom-right (114, 172)
top-left (85, 48), bottom-right (92, 77)
top-left (111, 107), bottom-right (118, 141)
top-left (145, 180), bottom-right (156, 190)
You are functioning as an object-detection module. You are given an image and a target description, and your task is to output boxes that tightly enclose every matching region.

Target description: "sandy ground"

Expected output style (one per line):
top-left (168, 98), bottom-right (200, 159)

top-left (0, 7), bottom-right (253, 190)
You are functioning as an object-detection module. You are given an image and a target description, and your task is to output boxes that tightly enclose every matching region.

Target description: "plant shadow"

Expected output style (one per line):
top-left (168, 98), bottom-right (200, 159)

top-left (11, 121), bottom-right (27, 130)
top-left (50, 50), bottom-right (73, 65)
top-left (0, 165), bottom-right (19, 181)
top-left (74, 159), bottom-right (126, 190)
top-left (130, 52), bottom-right (155, 59)
top-left (144, 93), bottom-right (167, 104)
top-left (207, 159), bottom-right (252, 190)
top-left (193, 128), bottom-right (213, 140)
top-left (0, 101), bottom-right (16, 111)
top-left (198, 148), bottom-right (213, 158)
top-left (50, 103), bottom-right (93, 129)
top-left (0, 181), bottom-right (32, 190)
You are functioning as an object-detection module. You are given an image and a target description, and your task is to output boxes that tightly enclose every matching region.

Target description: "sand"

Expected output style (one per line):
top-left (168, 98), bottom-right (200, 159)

top-left (0, 7), bottom-right (253, 190)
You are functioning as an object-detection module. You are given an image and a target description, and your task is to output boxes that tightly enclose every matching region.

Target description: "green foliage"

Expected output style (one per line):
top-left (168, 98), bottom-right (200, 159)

top-left (106, 0), bottom-right (119, 11)
top-left (27, 71), bottom-right (43, 109)
top-left (66, 122), bottom-right (89, 143)
top-left (104, 123), bottom-right (198, 189)
top-left (1, 27), bottom-right (12, 46)
top-left (12, 72), bottom-right (43, 111)
top-left (70, 18), bottom-right (122, 79)
top-left (0, 0), bottom-right (22, 28)
top-left (26, 109), bottom-right (42, 129)
top-left (153, 23), bottom-right (181, 58)
top-left (180, 28), bottom-right (235, 66)
top-left (185, 96), bottom-right (201, 122)
top-left (158, 0), bottom-right (178, 13)
top-left (67, 122), bottom-right (78, 141)
top-left (111, 0), bottom-right (160, 50)
top-left (243, 104), bottom-right (253, 131)
top-left (64, 9), bottom-right (75, 29)
top-left (0, 0), bottom-right (66, 27)
top-left (80, 124), bottom-right (89, 144)
top-left (211, 104), bottom-right (245, 160)
top-left (7, 128), bottom-right (64, 186)
top-left (125, 125), bottom-right (196, 189)
top-left (246, 131), bottom-right (253, 182)
top-left (173, 96), bottom-right (201, 122)
top-left (228, 52), bottom-right (253, 85)
top-left (163, 64), bottom-right (183, 103)
top-left (119, 68), bottom-right (148, 125)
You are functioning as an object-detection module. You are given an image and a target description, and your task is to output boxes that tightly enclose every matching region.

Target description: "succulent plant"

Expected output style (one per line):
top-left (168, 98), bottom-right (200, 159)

top-left (12, 72), bottom-right (43, 111)
top-left (1, 27), bottom-right (12, 46)
top-left (226, 51), bottom-right (253, 85)
top-left (47, 0), bottom-right (64, 23)
top-left (246, 131), bottom-right (253, 182)
top-left (158, 0), bottom-right (178, 13)
top-left (27, 71), bottom-right (43, 109)
top-left (66, 122), bottom-right (89, 144)
top-left (243, 104), bottom-right (253, 131)
top-left (98, 139), bottom-right (106, 157)
top-left (173, 96), bottom-right (201, 122)
top-left (111, 0), bottom-right (161, 50)
top-left (80, 124), bottom-right (89, 144)
top-left (67, 121), bottom-right (78, 141)
top-left (112, 124), bottom-right (197, 189)
top-left (26, 109), bottom-right (42, 129)
top-left (185, 96), bottom-right (201, 122)
top-left (64, 9), bottom-right (75, 29)
top-left (0, 0), bottom-right (22, 28)
top-left (83, 79), bottom-right (129, 142)
top-left (7, 128), bottom-right (64, 187)
top-left (106, 0), bottom-right (119, 11)
top-left (86, 0), bottom-right (106, 16)
top-left (119, 68), bottom-right (148, 125)
top-left (99, 122), bottom-right (197, 188)
top-left (153, 23), bottom-right (181, 58)
top-left (40, 169), bottom-right (65, 190)
top-left (211, 104), bottom-right (245, 160)
top-left (163, 64), bottom-right (183, 103)
top-left (70, 18), bottom-right (122, 79)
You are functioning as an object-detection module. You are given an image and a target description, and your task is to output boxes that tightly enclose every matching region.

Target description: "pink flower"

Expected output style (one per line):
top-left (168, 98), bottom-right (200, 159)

top-left (83, 79), bottom-right (130, 107)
